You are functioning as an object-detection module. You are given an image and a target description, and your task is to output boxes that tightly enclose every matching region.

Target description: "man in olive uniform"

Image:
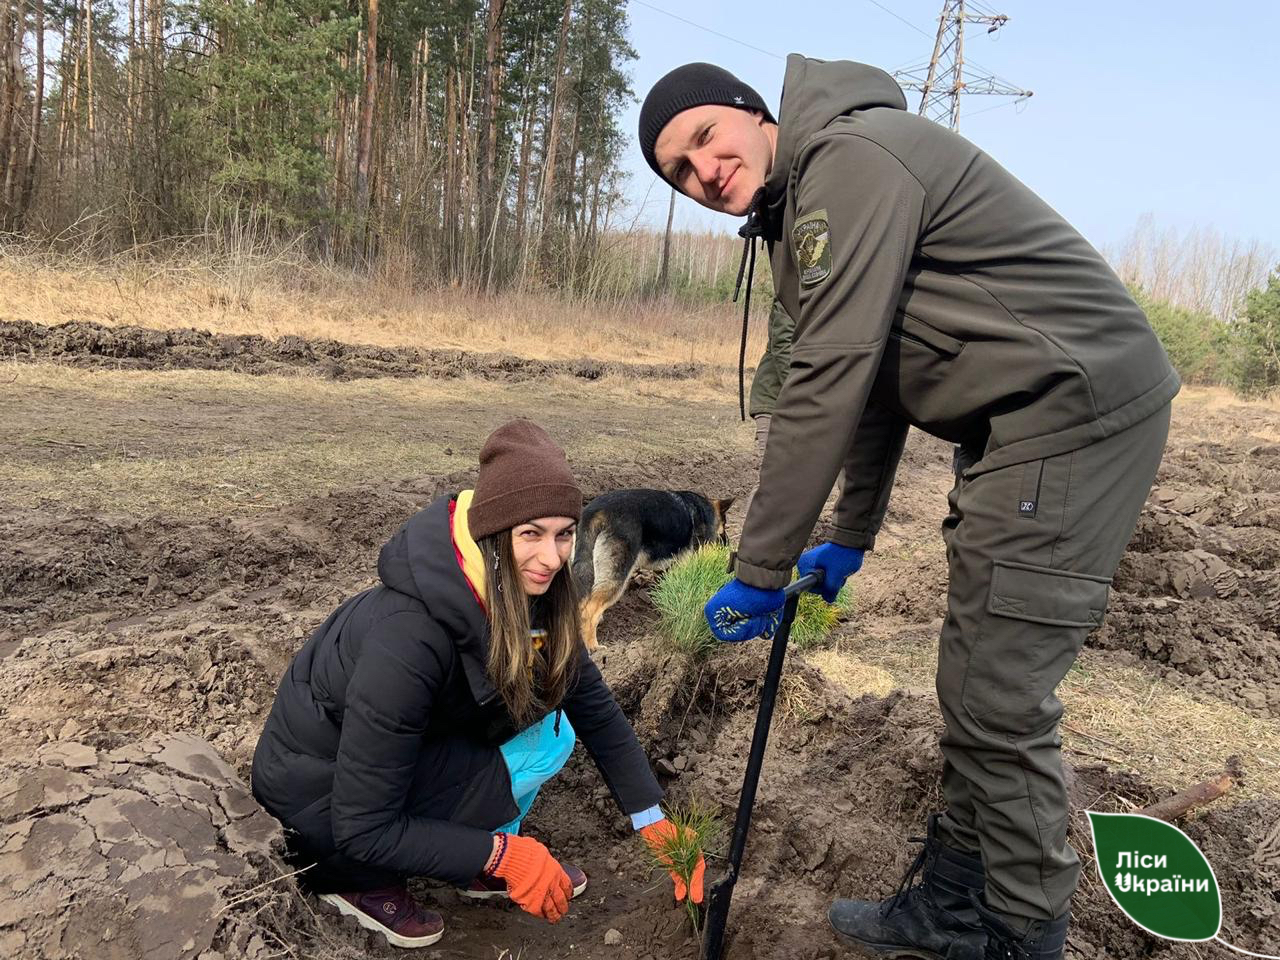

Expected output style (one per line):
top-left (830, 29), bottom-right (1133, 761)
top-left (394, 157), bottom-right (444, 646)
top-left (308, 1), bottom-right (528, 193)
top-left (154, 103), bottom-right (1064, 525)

top-left (743, 297), bottom-right (794, 518)
top-left (639, 58), bottom-right (1178, 960)
top-left (746, 297), bottom-right (843, 522)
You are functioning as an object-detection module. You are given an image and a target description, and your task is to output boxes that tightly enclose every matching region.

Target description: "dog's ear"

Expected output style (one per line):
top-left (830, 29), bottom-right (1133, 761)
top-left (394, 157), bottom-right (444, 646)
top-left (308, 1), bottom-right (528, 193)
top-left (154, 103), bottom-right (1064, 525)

top-left (714, 496), bottom-right (736, 518)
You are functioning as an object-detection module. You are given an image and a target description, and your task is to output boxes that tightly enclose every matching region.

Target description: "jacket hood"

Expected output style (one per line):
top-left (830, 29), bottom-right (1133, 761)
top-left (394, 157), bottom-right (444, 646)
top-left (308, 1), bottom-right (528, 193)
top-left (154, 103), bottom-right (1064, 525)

top-left (377, 494), bottom-right (499, 706)
top-left (765, 55), bottom-right (907, 224)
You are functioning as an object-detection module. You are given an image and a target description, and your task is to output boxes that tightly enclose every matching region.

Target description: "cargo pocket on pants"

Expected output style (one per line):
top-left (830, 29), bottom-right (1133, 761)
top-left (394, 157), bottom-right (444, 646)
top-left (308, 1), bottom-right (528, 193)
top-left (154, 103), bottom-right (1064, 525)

top-left (962, 560), bottom-right (1111, 734)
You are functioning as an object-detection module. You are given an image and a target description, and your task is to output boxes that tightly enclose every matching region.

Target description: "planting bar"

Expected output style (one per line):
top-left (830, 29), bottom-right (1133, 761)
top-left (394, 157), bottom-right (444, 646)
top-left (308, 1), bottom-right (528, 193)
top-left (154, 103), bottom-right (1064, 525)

top-left (701, 571), bottom-right (822, 960)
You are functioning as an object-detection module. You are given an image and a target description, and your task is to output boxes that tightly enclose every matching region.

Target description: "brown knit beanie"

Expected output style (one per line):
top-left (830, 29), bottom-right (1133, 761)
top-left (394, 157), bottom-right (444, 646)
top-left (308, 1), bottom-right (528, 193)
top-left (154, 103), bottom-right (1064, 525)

top-left (468, 420), bottom-right (582, 539)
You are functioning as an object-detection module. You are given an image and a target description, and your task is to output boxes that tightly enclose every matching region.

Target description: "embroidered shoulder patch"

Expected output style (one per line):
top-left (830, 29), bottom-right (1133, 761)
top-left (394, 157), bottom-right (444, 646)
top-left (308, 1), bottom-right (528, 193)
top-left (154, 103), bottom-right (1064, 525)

top-left (793, 209), bottom-right (832, 287)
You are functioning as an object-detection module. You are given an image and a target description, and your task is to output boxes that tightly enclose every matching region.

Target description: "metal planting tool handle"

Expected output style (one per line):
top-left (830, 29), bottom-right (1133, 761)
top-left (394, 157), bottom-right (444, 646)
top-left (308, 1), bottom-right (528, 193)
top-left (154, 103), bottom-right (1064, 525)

top-left (701, 571), bottom-right (822, 960)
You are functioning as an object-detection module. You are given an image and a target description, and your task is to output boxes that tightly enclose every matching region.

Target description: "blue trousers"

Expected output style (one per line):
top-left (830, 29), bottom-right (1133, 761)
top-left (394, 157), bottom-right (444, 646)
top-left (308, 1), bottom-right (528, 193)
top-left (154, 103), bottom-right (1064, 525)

top-left (495, 711), bottom-right (576, 834)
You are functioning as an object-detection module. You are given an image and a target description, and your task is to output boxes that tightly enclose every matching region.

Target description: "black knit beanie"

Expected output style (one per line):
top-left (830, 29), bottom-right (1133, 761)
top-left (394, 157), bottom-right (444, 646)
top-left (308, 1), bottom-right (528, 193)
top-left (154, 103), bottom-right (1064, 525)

top-left (639, 63), bottom-right (775, 183)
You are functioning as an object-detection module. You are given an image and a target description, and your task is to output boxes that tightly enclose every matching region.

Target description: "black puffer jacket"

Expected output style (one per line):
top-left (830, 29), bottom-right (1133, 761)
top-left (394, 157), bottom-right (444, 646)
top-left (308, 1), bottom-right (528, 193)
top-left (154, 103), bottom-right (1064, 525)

top-left (251, 494), bottom-right (663, 885)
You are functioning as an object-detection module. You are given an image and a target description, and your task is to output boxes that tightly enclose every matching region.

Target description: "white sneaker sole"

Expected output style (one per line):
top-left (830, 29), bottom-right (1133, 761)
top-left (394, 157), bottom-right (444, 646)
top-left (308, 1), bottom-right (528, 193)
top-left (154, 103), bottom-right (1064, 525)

top-left (459, 875), bottom-right (588, 901)
top-left (318, 893), bottom-right (444, 948)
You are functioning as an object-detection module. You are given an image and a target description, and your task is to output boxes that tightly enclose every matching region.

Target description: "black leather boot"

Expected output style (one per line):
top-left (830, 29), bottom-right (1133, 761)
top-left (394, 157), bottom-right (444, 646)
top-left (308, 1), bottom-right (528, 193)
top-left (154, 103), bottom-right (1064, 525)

top-left (977, 902), bottom-right (1070, 960)
top-left (828, 815), bottom-right (987, 959)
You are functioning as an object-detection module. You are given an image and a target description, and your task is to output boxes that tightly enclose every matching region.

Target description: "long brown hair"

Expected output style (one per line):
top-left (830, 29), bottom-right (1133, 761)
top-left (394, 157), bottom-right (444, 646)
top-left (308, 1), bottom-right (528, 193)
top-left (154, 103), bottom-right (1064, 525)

top-left (477, 529), bottom-right (581, 728)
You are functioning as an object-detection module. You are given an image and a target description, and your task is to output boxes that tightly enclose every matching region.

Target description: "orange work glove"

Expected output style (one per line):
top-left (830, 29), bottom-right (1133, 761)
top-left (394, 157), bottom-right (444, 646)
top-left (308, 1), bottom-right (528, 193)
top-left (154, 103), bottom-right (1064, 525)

top-left (640, 819), bottom-right (705, 904)
top-left (489, 833), bottom-right (574, 923)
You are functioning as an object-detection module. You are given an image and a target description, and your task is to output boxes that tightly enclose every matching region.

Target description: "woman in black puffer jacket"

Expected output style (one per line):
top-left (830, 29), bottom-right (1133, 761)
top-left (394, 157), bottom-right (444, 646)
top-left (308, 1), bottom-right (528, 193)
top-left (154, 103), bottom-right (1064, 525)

top-left (251, 420), bottom-right (702, 949)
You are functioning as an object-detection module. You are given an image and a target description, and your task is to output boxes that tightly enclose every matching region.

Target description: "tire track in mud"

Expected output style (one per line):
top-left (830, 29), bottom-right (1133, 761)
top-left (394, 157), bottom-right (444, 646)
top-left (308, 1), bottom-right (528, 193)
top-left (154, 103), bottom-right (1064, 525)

top-left (1, 319), bottom-right (711, 382)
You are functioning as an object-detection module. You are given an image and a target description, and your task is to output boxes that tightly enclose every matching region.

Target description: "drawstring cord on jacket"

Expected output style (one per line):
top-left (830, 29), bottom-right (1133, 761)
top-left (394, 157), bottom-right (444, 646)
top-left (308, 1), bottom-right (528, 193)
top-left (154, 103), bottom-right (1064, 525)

top-left (733, 187), bottom-right (769, 422)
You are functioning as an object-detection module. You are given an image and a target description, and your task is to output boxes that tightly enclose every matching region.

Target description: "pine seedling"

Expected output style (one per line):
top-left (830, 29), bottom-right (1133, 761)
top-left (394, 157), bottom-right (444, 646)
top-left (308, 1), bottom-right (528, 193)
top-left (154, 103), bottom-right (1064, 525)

top-left (654, 544), bottom-right (854, 657)
top-left (648, 799), bottom-right (725, 936)
top-left (653, 544), bottom-right (734, 657)
top-left (790, 586), bottom-right (855, 649)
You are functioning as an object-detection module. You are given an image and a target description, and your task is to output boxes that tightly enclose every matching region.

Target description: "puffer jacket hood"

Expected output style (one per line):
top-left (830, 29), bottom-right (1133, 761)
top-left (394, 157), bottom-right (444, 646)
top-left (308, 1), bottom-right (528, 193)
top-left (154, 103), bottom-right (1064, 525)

top-left (377, 495), bottom-right (497, 708)
top-left (765, 55), bottom-right (907, 228)
top-left (377, 495), bottom-right (475, 628)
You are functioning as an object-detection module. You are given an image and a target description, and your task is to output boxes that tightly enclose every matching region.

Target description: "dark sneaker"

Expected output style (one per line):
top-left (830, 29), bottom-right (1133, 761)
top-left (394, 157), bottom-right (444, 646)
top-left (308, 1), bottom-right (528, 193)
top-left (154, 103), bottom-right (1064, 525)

top-left (318, 886), bottom-right (444, 948)
top-left (978, 903), bottom-right (1069, 960)
top-left (459, 862), bottom-right (588, 901)
top-left (828, 815), bottom-right (987, 959)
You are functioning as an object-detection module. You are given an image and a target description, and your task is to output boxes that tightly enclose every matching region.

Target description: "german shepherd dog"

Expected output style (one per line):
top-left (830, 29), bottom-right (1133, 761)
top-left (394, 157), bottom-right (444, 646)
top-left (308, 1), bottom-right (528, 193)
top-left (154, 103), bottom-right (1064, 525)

top-left (572, 489), bottom-right (734, 651)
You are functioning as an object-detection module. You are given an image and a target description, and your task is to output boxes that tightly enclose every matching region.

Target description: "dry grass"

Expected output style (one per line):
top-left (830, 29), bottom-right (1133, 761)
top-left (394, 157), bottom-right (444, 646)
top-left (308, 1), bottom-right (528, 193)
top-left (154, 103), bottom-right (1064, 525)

top-left (806, 648), bottom-right (897, 698)
top-left (811, 630), bottom-right (1280, 801)
top-left (1177, 383), bottom-right (1280, 415)
top-left (1058, 662), bottom-right (1280, 794)
top-left (778, 670), bottom-right (829, 726)
top-left (2, 363), bottom-right (749, 516)
top-left (0, 255), bottom-right (767, 367)
top-left (1171, 386), bottom-right (1280, 446)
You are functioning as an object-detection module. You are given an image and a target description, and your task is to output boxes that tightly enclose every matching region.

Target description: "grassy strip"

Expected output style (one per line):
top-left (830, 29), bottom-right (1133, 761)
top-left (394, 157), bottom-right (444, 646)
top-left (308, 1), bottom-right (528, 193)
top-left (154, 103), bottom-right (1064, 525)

top-left (0, 259), bottom-right (767, 367)
top-left (3, 364), bottom-right (741, 515)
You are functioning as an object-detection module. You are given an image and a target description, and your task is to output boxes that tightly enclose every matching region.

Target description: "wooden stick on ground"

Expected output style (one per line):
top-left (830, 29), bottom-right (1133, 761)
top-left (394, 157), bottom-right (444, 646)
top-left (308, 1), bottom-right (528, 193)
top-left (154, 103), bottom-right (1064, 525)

top-left (1062, 721), bottom-right (1122, 749)
top-left (1139, 770), bottom-right (1237, 822)
top-left (1065, 744), bottom-right (1130, 767)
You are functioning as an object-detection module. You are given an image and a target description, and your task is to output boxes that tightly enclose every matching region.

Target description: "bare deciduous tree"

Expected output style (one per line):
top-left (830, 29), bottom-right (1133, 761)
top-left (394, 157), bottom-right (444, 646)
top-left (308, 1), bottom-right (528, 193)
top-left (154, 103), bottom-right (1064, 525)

top-left (1109, 214), bottom-right (1277, 323)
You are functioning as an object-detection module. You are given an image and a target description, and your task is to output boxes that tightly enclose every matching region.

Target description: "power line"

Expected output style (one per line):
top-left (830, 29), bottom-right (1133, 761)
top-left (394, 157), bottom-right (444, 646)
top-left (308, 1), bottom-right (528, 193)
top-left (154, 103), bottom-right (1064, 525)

top-left (629, 0), bottom-right (1031, 131)
top-left (963, 96), bottom-right (1029, 119)
top-left (629, 0), bottom-right (784, 61)
top-left (863, 0), bottom-right (1023, 97)
top-left (892, 0), bottom-right (1032, 131)
top-left (863, 0), bottom-right (935, 40)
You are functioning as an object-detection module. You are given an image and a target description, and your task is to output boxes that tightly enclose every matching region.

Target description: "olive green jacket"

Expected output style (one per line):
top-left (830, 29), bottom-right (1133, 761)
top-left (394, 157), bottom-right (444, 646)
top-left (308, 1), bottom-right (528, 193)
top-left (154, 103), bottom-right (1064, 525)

top-left (747, 297), bottom-right (796, 418)
top-left (735, 55), bottom-right (1180, 589)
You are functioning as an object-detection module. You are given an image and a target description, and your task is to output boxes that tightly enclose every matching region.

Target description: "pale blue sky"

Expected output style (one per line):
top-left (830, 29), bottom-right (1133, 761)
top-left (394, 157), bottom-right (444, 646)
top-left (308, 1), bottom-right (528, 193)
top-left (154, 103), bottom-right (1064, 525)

top-left (619, 0), bottom-right (1280, 254)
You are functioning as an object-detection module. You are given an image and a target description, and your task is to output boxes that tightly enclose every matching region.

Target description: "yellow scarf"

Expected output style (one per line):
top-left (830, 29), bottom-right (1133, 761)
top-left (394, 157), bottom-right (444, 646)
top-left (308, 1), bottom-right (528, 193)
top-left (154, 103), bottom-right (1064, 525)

top-left (452, 490), bottom-right (487, 597)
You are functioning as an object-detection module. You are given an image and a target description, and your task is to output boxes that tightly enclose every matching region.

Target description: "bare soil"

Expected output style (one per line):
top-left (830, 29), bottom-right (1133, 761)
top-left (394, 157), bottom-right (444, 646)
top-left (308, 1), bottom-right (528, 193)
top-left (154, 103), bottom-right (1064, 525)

top-left (1097, 432), bottom-right (1280, 714)
top-left (2, 327), bottom-right (1278, 959)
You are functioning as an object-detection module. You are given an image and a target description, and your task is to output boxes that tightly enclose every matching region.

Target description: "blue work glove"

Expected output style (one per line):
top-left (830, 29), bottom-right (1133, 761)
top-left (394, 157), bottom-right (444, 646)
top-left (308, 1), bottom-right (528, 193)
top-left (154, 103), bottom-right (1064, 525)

top-left (796, 542), bottom-right (865, 603)
top-left (704, 579), bottom-right (786, 643)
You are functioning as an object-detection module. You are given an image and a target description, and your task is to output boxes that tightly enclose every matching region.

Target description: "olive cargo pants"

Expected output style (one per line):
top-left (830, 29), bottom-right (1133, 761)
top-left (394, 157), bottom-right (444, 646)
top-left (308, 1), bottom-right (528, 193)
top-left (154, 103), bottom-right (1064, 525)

top-left (934, 403), bottom-right (1172, 923)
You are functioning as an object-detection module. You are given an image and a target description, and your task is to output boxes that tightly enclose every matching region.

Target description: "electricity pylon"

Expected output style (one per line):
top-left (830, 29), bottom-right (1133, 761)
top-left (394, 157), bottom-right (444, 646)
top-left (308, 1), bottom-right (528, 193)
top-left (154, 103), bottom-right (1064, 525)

top-left (893, 0), bottom-right (1033, 131)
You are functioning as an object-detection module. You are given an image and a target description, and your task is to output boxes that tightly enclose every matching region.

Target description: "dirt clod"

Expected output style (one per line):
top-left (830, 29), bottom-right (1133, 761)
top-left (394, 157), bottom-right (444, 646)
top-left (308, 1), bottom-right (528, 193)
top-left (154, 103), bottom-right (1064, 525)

top-left (0, 735), bottom-right (280, 960)
top-left (0, 319), bottom-right (708, 383)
